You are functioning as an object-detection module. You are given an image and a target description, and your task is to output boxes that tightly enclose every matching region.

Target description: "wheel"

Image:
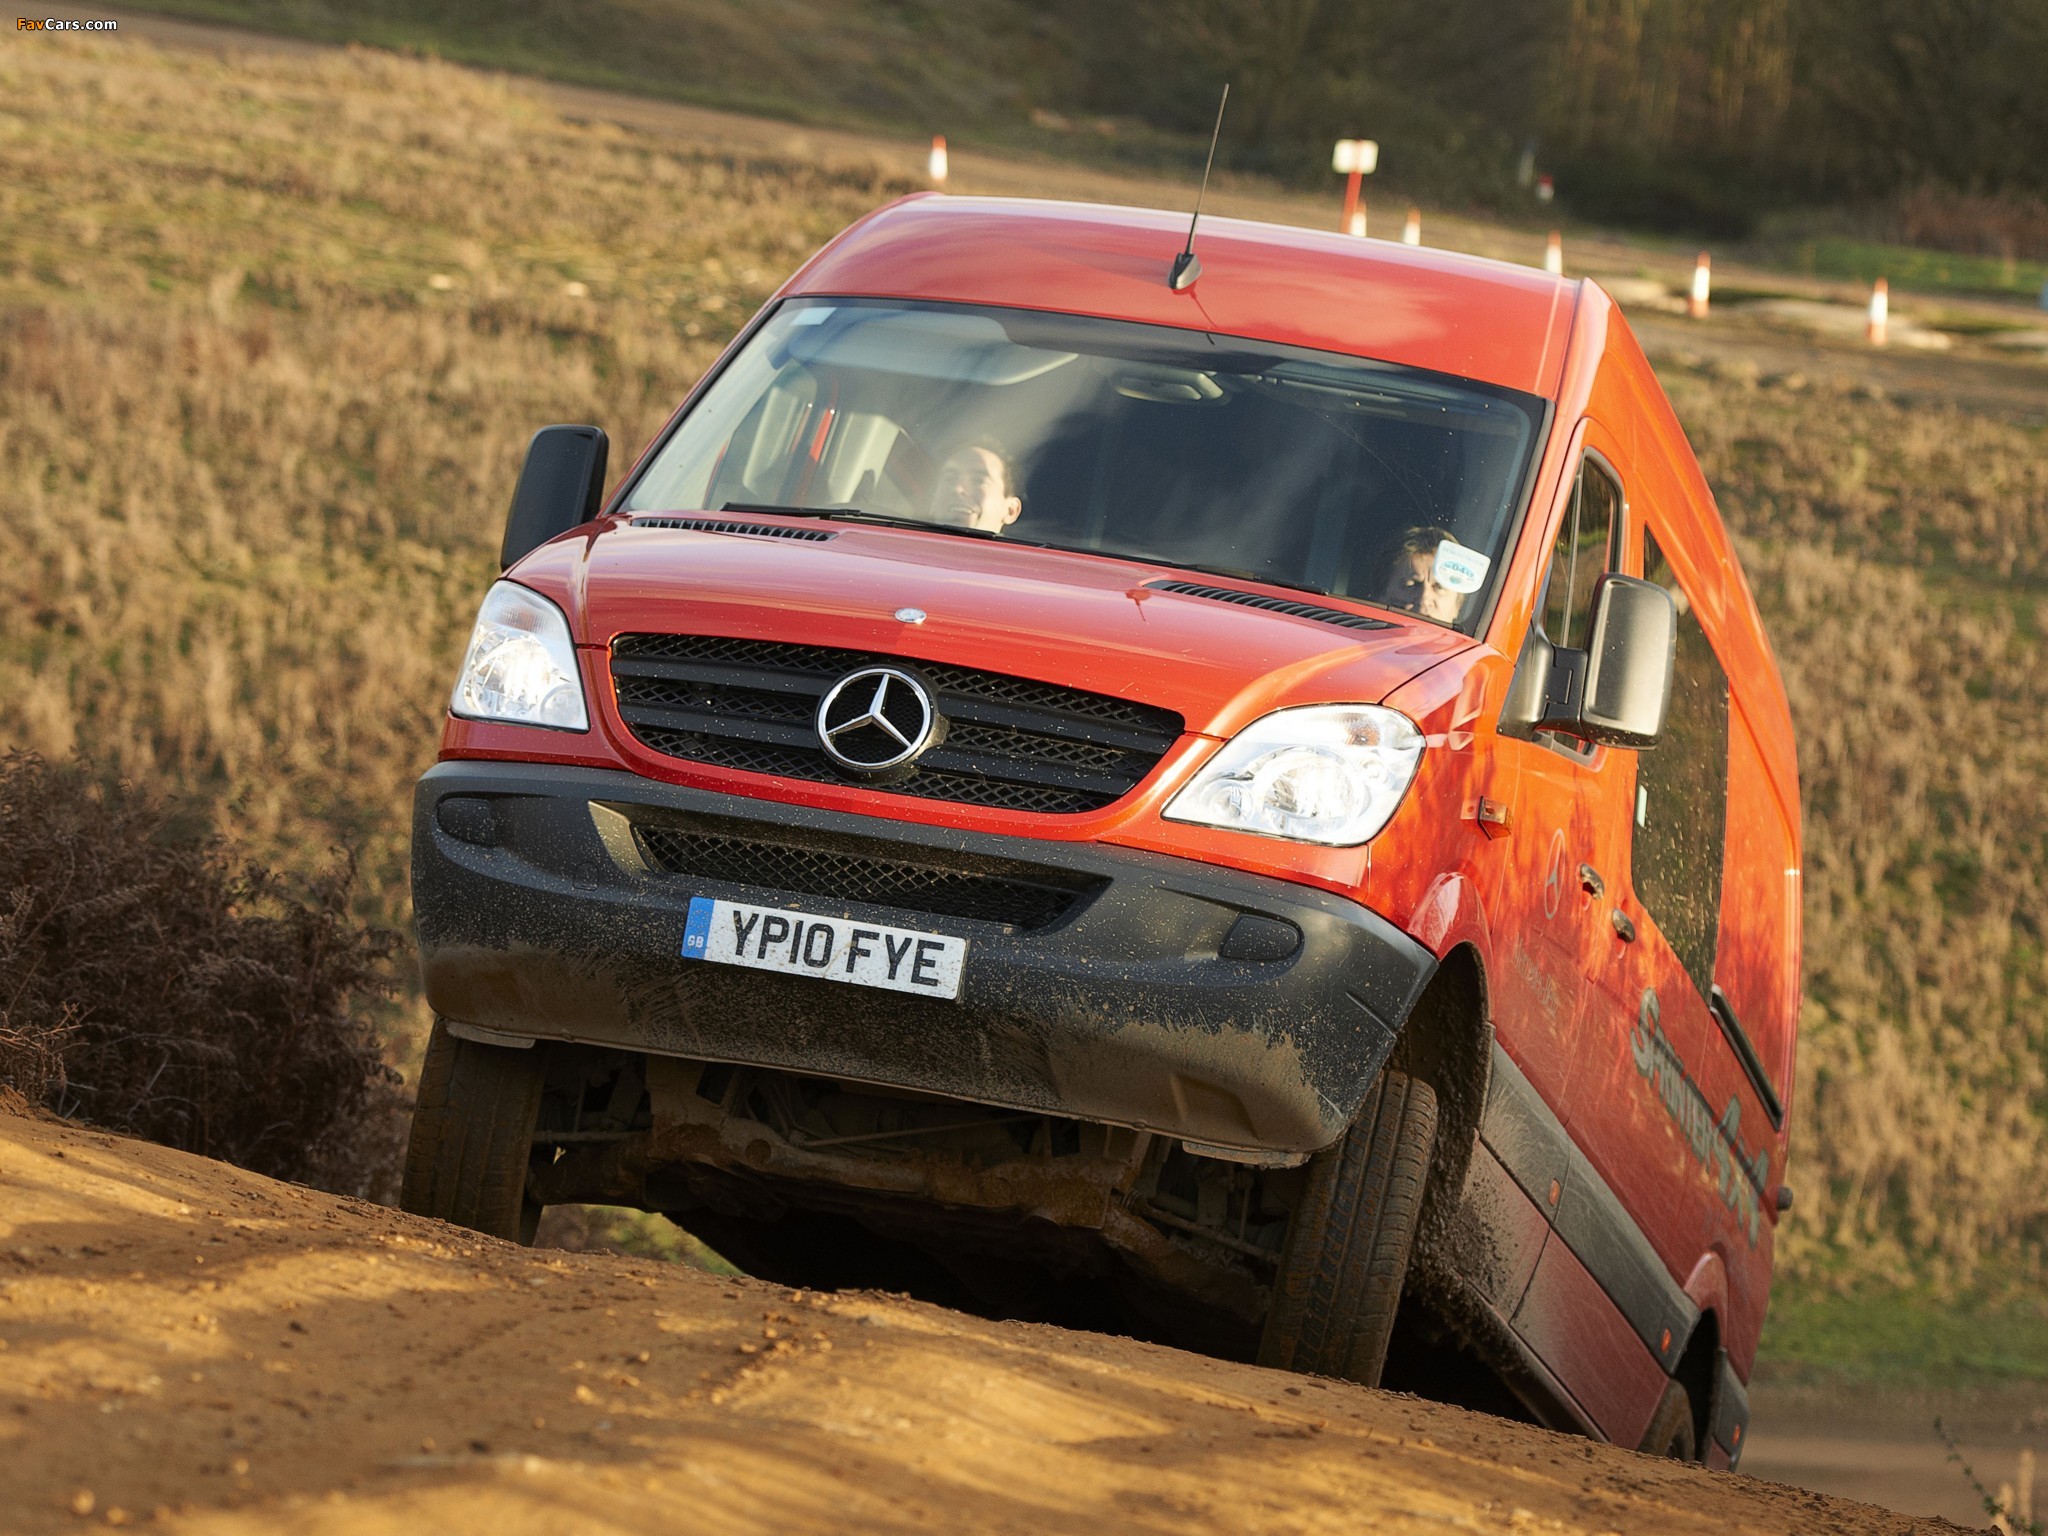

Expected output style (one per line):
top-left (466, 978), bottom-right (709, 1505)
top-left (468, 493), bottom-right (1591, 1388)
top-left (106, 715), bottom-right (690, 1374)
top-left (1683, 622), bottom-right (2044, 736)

top-left (1638, 1379), bottom-right (1698, 1460)
top-left (1258, 1069), bottom-right (1438, 1386)
top-left (400, 1019), bottom-right (547, 1243)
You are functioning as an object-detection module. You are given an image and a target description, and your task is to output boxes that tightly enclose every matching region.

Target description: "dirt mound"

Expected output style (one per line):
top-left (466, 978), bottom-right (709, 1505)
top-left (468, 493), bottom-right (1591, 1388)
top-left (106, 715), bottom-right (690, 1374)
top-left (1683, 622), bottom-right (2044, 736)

top-left (0, 1108), bottom-right (1963, 1534)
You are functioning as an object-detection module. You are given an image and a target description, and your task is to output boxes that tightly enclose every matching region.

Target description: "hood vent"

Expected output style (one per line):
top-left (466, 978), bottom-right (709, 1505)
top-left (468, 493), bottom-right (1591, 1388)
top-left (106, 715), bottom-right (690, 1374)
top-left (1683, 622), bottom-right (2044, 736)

top-left (631, 517), bottom-right (835, 542)
top-left (1145, 580), bottom-right (1393, 631)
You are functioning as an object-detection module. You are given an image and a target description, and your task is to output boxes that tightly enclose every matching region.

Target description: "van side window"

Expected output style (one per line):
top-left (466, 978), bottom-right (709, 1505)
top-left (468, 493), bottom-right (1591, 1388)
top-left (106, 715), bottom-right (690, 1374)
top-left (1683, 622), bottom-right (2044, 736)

top-left (1633, 529), bottom-right (1730, 999)
top-left (1540, 459), bottom-right (1620, 650)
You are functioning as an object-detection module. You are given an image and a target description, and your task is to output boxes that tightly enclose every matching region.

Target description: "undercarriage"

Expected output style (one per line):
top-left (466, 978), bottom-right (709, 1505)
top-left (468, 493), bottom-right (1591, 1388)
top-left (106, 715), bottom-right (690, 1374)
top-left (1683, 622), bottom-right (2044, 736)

top-left (521, 1041), bottom-right (1309, 1354)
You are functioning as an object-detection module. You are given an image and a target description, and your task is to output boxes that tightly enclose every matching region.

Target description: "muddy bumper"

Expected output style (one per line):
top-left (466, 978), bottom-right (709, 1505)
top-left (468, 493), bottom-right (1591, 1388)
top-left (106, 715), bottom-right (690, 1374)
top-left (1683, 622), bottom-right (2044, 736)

top-left (412, 761), bottom-right (1436, 1153)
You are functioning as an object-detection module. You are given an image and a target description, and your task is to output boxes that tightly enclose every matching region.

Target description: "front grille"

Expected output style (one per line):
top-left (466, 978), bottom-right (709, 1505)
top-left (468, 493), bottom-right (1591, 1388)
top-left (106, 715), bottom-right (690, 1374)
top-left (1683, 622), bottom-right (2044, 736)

top-left (1146, 580), bottom-right (1394, 631)
top-left (633, 824), bottom-right (1100, 930)
top-left (610, 635), bottom-right (1183, 815)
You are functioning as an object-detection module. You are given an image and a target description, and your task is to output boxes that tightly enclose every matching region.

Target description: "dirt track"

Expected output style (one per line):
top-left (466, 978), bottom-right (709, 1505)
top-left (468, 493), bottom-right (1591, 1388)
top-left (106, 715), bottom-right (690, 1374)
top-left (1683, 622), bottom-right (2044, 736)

top-left (0, 1106), bottom-right (1963, 1534)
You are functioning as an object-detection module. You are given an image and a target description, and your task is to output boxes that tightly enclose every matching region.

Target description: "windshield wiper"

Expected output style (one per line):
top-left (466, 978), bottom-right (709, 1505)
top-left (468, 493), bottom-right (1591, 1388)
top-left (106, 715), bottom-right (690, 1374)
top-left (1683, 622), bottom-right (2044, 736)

top-left (721, 503), bottom-right (1002, 538)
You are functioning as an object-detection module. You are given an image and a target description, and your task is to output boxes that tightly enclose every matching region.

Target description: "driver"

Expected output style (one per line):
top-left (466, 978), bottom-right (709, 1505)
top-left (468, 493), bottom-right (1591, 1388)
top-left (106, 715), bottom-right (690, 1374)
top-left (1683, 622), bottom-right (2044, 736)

top-left (1377, 525), bottom-right (1465, 623)
top-left (927, 441), bottom-right (1022, 534)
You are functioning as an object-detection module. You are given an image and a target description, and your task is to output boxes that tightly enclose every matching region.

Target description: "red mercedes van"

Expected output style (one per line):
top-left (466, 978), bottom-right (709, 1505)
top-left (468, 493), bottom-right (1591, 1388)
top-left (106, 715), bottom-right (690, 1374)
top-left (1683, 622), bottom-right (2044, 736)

top-left (402, 195), bottom-right (1800, 1467)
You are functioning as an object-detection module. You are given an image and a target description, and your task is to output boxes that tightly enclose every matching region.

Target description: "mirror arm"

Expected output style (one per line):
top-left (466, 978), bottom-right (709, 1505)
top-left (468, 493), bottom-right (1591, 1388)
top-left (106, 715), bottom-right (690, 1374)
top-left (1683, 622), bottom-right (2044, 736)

top-left (1499, 625), bottom-right (1555, 739)
top-left (1536, 646), bottom-right (1589, 735)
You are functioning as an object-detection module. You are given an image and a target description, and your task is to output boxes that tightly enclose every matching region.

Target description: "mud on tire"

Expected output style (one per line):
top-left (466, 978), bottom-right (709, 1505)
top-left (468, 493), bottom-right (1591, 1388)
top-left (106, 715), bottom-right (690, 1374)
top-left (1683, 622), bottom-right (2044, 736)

top-left (1258, 1069), bottom-right (1438, 1386)
top-left (1637, 1379), bottom-right (1699, 1461)
top-left (400, 1019), bottom-right (547, 1243)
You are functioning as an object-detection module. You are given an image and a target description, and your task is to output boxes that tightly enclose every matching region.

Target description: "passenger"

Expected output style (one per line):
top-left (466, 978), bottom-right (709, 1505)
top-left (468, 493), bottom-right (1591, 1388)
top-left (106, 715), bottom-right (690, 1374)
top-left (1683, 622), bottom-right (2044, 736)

top-left (1377, 524), bottom-right (1465, 623)
top-left (927, 441), bottom-right (1022, 534)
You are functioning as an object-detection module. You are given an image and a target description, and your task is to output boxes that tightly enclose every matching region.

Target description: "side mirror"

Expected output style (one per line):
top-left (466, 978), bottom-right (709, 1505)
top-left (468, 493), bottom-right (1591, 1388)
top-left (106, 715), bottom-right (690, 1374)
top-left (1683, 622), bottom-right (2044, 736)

top-left (501, 424), bottom-right (609, 570)
top-left (1507, 575), bottom-right (1676, 747)
top-left (1577, 575), bottom-right (1676, 747)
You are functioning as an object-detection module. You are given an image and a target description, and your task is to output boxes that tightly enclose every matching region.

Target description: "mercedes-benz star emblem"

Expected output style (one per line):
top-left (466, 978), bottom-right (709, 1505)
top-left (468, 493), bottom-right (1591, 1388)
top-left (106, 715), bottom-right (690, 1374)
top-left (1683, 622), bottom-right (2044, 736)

top-left (815, 666), bottom-right (942, 780)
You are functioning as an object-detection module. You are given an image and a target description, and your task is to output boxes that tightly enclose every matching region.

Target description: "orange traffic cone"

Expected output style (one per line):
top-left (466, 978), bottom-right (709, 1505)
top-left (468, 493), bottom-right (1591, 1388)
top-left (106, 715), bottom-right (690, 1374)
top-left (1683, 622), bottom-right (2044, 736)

top-left (1867, 278), bottom-right (1889, 345)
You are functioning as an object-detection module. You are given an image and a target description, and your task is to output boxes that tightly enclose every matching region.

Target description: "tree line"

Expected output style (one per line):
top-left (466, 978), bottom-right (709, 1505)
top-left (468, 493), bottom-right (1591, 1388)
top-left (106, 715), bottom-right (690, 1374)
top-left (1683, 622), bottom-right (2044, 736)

top-left (1056, 0), bottom-right (2048, 230)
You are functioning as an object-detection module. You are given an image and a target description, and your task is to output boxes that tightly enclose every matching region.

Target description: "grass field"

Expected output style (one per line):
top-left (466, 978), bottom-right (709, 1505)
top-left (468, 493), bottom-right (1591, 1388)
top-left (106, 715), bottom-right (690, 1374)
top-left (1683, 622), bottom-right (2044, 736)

top-left (1760, 1283), bottom-right (2048, 1388)
top-left (4, 33), bottom-right (2048, 1332)
top-left (118, 0), bottom-right (1051, 130)
top-left (0, 36), bottom-right (895, 1047)
top-left (1770, 235), bottom-right (2048, 303)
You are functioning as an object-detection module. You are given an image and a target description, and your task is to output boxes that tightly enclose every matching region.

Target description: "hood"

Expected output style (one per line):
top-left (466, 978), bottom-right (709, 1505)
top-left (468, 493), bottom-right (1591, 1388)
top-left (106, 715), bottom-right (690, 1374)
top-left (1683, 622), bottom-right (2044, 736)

top-left (515, 519), bottom-right (1476, 738)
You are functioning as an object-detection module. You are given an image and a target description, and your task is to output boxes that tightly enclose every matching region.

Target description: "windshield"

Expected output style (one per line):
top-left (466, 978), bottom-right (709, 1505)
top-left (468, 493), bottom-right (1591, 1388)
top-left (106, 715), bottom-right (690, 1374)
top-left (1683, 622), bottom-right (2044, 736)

top-left (624, 298), bottom-right (1546, 631)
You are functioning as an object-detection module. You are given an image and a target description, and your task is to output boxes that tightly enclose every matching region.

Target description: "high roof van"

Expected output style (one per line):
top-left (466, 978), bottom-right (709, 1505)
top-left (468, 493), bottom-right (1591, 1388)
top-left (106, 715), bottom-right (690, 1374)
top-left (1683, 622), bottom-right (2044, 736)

top-left (403, 195), bottom-right (1800, 1466)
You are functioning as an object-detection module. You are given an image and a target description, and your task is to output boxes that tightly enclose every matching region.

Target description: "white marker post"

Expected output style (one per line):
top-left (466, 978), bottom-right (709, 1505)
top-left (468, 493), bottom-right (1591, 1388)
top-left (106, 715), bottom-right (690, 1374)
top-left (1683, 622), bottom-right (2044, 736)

top-left (1867, 277), bottom-right (1889, 346)
top-left (1332, 138), bottom-right (1378, 234)
top-left (1536, 173), bottom-right (1555, 204)
top-left (928, 135), bottom-right (948, 187)
top-left (1544, 230), bottom-right (1563, 275)
top-left (1689, 252), bottom-right (1711, 319)
top-left (1402, 207), bottom-right (1422, 246)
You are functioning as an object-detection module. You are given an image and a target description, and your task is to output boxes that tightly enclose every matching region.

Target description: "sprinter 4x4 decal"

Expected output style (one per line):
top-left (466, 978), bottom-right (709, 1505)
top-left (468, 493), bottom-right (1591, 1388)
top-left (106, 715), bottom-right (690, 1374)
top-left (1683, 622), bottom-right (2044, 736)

top-left (1631, 989), bottom-right (1771, 1244)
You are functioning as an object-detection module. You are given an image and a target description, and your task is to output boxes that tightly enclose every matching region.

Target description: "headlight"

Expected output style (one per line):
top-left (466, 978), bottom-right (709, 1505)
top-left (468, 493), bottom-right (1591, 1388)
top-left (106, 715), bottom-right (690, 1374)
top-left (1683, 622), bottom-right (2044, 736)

top-left (449, 581), bottom-right (589, 731)
top-left (1163, 705), bottom-right (1423, 846)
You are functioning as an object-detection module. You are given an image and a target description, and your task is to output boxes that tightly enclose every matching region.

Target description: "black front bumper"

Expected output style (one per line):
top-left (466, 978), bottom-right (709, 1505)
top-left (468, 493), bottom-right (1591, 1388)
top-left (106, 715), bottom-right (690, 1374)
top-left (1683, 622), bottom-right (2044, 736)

top-left (412, 761), bottom-right (1436, 1152)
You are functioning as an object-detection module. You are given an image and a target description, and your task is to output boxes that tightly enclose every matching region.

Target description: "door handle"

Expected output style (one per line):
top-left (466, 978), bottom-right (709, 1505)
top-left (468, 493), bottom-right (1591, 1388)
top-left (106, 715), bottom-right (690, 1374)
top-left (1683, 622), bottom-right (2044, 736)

top-left (1578, 863), bottom-right (1605, 899)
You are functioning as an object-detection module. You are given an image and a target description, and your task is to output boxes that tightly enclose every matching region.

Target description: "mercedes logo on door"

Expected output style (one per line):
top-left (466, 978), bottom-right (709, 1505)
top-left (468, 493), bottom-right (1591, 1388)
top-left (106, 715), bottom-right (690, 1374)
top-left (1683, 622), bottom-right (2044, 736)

top-left (815, 666), bottom-right (942, 780)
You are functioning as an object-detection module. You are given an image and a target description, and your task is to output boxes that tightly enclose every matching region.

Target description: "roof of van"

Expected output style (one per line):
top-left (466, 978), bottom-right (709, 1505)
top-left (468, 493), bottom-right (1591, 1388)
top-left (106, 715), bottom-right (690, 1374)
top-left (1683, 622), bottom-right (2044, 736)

top-left (786, 195), bottom-right (1584, 399)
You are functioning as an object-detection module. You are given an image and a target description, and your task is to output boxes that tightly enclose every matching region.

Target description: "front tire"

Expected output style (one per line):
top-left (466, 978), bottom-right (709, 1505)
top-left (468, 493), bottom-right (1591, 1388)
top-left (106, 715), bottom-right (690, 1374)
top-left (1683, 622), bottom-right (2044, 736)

top-left (400, 1019), bottom-right (547, 1243)
top-left (1638, 1379), bottom-right (1698, 1460)
top-left (1258, 1069), bottom-right (1438, 1385)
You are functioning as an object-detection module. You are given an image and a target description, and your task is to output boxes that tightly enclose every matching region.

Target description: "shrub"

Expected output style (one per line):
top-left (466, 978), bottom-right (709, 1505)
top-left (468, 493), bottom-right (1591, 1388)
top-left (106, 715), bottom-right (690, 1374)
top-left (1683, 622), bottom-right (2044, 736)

top-left (0, 753), bottom-right (406, 1199)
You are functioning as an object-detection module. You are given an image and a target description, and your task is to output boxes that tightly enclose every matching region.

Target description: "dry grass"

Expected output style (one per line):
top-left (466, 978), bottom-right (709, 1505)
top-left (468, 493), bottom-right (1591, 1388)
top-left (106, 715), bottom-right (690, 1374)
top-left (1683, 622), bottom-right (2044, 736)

top-left (4, 37), bottom-right (2044, 1285)
top-left (0, 38), bottom-right (908, 1063)
top-left (1669, 365), bottom-right (2048, 1285)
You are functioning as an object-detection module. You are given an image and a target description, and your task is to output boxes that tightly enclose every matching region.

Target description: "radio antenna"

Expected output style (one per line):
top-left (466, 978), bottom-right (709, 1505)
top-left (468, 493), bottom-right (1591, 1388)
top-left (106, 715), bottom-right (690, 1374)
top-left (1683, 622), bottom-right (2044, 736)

top-left (1169, 83), bottom-right (1229, 292)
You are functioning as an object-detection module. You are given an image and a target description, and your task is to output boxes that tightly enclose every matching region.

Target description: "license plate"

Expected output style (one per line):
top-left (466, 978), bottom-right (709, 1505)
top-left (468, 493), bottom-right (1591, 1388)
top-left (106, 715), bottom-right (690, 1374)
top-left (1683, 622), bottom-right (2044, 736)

top-left (679, 896), bottom-right (966, 1000)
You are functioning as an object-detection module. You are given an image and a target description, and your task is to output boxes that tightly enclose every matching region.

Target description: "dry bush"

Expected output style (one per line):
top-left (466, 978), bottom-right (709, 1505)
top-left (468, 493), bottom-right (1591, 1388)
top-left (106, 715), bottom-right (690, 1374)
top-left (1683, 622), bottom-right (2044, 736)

top-left (0, 753), bottom-right (405, 1197)
top-left (1894, 186), bottom-right (2048, 263)
top-left (0, 1007), bottom-right (76, 1106)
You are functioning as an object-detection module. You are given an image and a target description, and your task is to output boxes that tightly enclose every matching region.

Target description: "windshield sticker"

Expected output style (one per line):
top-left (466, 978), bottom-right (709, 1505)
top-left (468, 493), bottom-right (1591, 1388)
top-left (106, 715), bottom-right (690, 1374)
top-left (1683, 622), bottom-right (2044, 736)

top-left (1433, 540), bottom-right (1491, 594)
top-left (789, 306), bottom-right (836, 326)
top-left (1631, 987), bottom-right (1771, 1246)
